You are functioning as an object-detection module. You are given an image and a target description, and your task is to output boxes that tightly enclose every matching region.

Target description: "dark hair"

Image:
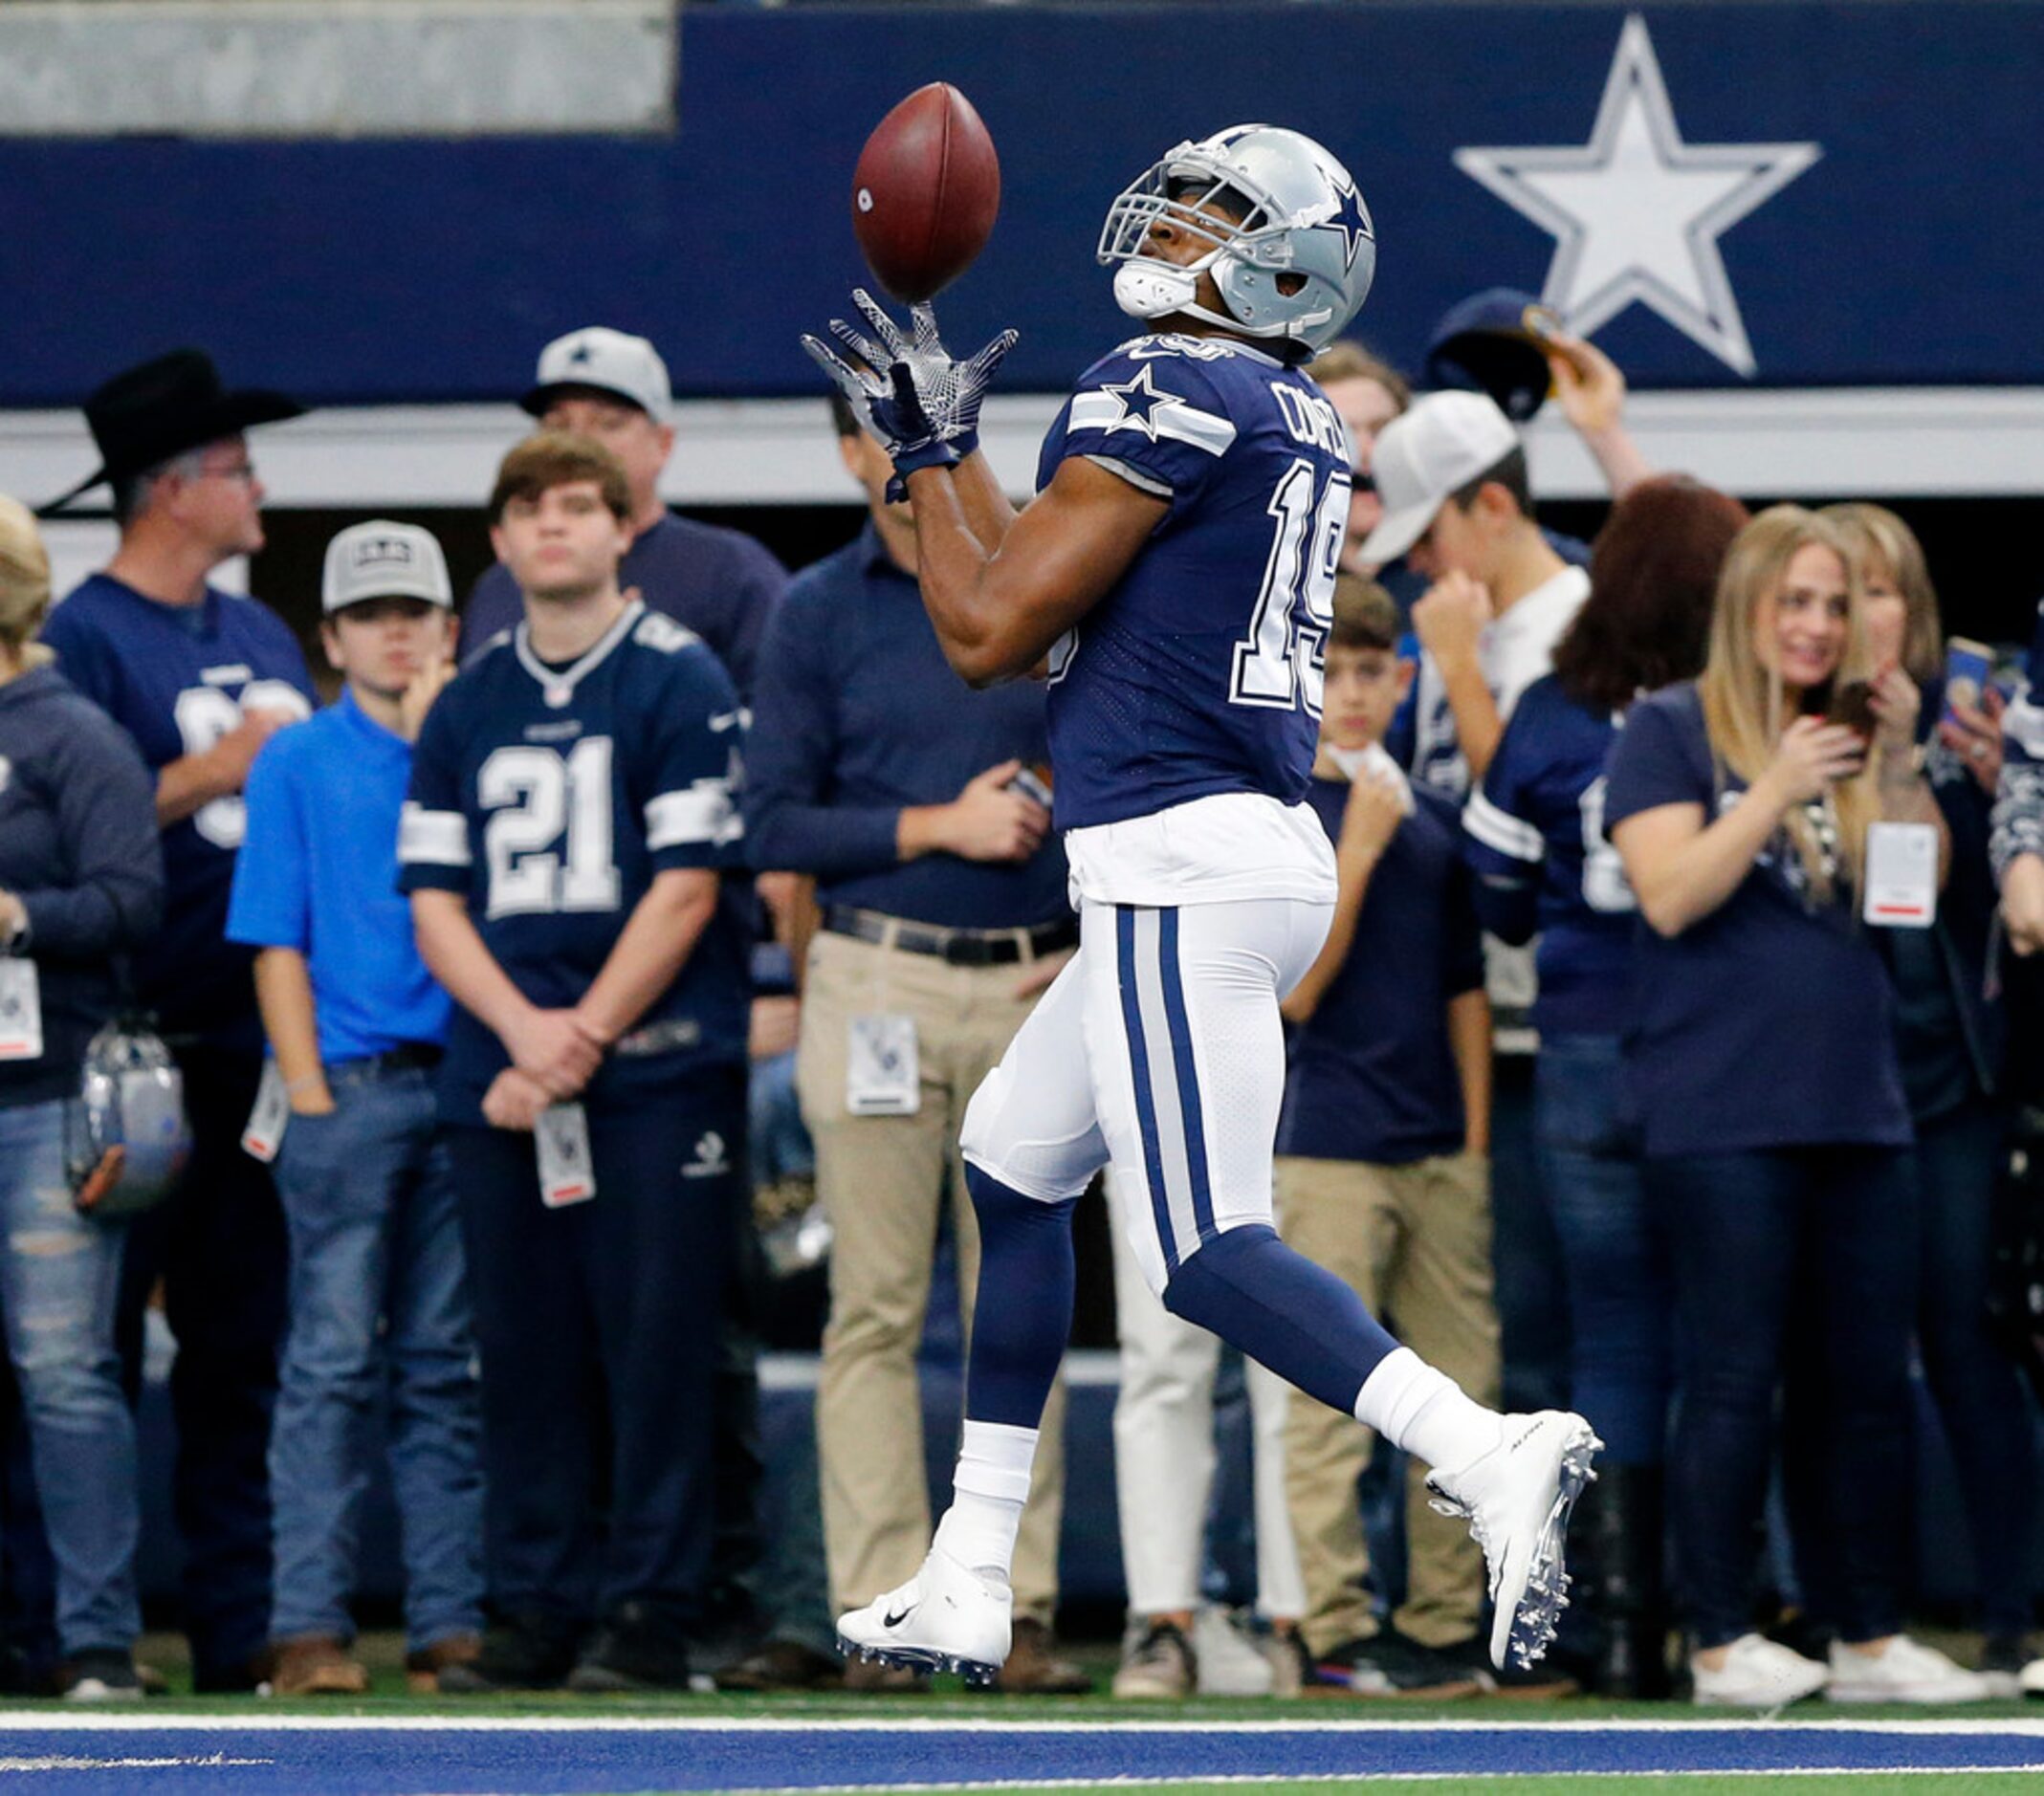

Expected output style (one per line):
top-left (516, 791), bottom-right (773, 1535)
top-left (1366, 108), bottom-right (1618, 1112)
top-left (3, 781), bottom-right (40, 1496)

top-left (1551, 475), bottom-right (1751, 711)
top-left (488, 431), bottom-right (632, 526)
top-left (1328, 574), bottom-right (1399, 652)
top-left (1447, 445), bottom-right (1531, 518)
top-left (826, 389), bottom-right (861, 441)
top-left (1308, 342), bottom-right (1412, 413)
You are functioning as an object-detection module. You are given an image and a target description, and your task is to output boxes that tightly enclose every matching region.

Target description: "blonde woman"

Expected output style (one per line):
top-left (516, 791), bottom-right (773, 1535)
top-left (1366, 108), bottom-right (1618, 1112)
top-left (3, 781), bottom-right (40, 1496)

top-left (1604, 507), bottom-right (1980, 1708)
top-left (0, 495), bottom-right (163, 1697)
top-left (1809, 504), bottom-right (2032, 1689)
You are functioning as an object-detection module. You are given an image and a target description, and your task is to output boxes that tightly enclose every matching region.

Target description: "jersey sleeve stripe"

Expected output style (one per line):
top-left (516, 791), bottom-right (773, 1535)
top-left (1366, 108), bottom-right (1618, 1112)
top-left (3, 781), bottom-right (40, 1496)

top-left (2004, 690), bottom-right (2044, 759)
top-left (1068, 392), bottom-right (1238, 456)
top-left (1462, 789), bottom-right (1546, 865)
top-left (1081, 453), bottom-right (1174, 498)
top-left (646, 780), bottom-right (743, 850)
top-left (397, 802), bottom-right (472, 867)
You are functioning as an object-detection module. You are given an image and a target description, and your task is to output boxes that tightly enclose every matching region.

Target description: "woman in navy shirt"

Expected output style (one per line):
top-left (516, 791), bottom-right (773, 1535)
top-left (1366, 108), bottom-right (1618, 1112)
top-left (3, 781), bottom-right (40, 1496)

top-left (1606, 506), bottom-right (1980, 1710)
top-left (1464, 476), bottom-right (1747, 1696)
top-left (1802, 504), bottom-right (2031, 1688)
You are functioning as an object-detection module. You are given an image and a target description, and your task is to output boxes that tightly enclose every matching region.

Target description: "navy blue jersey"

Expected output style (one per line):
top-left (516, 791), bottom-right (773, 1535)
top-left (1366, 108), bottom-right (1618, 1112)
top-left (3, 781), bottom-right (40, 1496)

top-left (1277, 778), bottom-right (1485, 1165)
top-left (40, 575), bottom-right (314, 1046)
top-left (1602, 682), bottom-right (1910, 1157)
top-left (1037, 334), bottom-right (1352, 830)
top-left (1462, 673), bottom-right (1637, 1038)
top-left (398, 602), bottom-right (750, 1123)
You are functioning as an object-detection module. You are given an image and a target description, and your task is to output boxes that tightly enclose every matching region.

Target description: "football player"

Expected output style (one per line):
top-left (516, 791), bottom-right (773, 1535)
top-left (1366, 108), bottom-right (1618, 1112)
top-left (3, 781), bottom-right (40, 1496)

top-left (806, 124), bottom-right (1598, 1681)
top-left (397, 433), bottom-right (752, 1691)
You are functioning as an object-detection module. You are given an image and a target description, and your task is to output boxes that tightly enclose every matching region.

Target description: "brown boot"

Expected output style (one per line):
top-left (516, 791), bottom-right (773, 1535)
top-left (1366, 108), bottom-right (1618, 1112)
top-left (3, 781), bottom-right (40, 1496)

top-left (842, 1656), bottom-right (929, 1693)
top-left (995, 1619), bottom-right (1091, 1695)
top-left (405, 1632), bottom-right (483, 1696)
top-left (271, 1635), bottom-right (370, 1697)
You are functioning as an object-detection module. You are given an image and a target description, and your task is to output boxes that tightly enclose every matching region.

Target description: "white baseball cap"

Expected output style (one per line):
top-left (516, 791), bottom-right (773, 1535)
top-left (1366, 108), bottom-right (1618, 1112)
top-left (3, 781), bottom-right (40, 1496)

top-left (321, 519), bottom-right (452, 615)
top-left (1357, 389), bottom-right (1521, 566)
top-left (523, 326), bottom-right (672, 421)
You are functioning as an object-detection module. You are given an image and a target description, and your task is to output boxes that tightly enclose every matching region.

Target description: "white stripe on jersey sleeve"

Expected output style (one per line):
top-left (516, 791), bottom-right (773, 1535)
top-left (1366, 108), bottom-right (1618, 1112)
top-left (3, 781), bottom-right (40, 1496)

top-left (646, 778), bottom-right (743, 850)
top-left (397, 802), bottom-right (472, 867)
top-left (2004, 689), bottom-right (2044, 759)
top-left (1462, 789), bottom-right (1546, 865)
top-left (1068, 391), bottom-right (1238, 457)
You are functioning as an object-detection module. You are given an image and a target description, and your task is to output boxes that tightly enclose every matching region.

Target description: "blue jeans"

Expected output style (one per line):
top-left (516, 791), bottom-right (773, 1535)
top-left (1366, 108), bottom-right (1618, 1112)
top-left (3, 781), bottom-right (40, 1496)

top-left (0, 1101), bottom-right (140, 1657)
top-left (1535, 1035), bottom-right (1672, 1467)
top-left (269, 1063), bottom-right (484, 1651)
top-left (1654, 1145), bottom-right (1916, 1650)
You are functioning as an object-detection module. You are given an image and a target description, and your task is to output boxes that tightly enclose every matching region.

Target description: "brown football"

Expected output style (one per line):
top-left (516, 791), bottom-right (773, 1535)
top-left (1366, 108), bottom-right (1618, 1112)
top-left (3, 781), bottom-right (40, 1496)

top-left (851, 83), bottom-right (1000, 303)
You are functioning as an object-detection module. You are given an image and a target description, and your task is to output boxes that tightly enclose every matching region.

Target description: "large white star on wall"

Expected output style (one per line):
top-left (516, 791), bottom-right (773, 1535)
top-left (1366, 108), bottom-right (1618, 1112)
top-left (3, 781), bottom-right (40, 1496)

top-left (1454, 13), bottom-right (1821, 376)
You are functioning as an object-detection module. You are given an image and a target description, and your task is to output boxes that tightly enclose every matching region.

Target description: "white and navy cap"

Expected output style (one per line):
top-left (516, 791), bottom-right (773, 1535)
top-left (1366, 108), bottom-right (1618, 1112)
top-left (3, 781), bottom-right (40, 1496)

top-left (1358, 389), bottom-right (1521, 566)
top-left (321, 519), bottom-right (452, 615)
top-left (523, 326), bottom-right (672, 421)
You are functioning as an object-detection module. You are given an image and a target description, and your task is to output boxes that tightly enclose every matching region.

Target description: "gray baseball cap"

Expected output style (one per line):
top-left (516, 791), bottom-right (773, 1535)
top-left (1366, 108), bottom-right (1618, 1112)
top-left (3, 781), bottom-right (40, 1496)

top-left (321, 519), bottom-right (452, 615)
top-left (1357, 389), bottom-right (1521, 566)
top-left (523, 326), bottom-right (672, 421)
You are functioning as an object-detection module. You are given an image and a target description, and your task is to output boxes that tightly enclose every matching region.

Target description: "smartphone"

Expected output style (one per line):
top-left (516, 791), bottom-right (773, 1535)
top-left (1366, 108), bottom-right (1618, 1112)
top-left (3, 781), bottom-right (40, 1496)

top-left (1943, 636), bottom-right (1993, 722)
top-left (1007, 766), bottom-right (1053, 810)
top-left (1827, 679), bottom-right (1878, 740)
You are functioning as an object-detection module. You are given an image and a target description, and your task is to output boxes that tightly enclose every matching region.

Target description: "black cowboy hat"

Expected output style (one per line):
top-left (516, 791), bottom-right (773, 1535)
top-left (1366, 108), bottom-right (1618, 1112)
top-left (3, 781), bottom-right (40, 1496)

top-left (37, 348), bottom-right (304, 517)
top-left (1424, 288), bottom-right (1555, 424)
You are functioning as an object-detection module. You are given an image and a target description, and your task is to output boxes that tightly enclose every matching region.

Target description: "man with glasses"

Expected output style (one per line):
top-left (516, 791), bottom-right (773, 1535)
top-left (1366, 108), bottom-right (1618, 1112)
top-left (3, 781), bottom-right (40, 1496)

top-left (39, 349), bottom-right (315, 1692)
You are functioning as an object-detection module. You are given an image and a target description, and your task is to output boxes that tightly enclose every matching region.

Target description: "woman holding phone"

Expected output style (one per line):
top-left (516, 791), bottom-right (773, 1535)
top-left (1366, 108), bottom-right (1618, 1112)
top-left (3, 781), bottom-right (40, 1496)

top-left (1804, 504), bottom-right (2032, 1690)
top-left (1604, 506), bottom-right (1978, 1707)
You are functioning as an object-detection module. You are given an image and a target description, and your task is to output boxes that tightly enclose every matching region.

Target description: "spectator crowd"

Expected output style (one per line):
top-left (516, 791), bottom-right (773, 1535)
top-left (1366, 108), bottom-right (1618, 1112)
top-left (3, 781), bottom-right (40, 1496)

top-left (2, 302), bottom-right (2043, 1708)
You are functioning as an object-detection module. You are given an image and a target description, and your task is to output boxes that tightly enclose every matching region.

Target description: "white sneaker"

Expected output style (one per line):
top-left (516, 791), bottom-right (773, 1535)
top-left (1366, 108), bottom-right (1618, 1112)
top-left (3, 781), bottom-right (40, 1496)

top-left (2019, 1655), bottom-right (2044, 1697)
top-left (836, 1544), bottom-right (1011, 1686)
top-left (1826, 1635), bottom-right (1992, 1705)
top-left (1692, 1632), bottom-right (1830, 1707)
top-left (1425, 1410), bottom-right (1601, 1671)
top-left (1193, 1607), bottom-right (1275, 1697)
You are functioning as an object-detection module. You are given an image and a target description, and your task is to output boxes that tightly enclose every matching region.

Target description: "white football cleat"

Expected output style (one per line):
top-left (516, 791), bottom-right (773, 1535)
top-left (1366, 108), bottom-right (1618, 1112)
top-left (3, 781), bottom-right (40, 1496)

top-left (837, 1543), bottom-right (1012, 1686)
top-left (1425, 1409), bottom-right (1601, 1672)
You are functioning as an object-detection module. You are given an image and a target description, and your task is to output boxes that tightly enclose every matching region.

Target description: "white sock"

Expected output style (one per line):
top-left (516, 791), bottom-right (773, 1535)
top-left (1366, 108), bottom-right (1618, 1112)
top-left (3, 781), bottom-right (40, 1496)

top-left (934, 1419), bottom-right (1037, 1579)
top-left (1354, 1347), bottom-right (1502, 1473)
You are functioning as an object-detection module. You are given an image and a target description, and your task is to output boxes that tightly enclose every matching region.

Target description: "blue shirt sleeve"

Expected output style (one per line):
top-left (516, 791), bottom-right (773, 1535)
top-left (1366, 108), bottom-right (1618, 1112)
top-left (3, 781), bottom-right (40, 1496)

top-left (1604, 690), bottom-right (1709, 832)
top-left (1050, 349), bottom-right (1238, 504)
top-left (1463, 708), bottom-right (1545, 947)
top-left (742, 590), bottom-right (902, 877)
top-left (645, 653), bottom-right (747, 875)
top-left (1443, 847), bottom-right (1487, 999)
top-left (396, 695), bottom-right (473, 897)
top-left (227, 728), bottom-right (313, 951)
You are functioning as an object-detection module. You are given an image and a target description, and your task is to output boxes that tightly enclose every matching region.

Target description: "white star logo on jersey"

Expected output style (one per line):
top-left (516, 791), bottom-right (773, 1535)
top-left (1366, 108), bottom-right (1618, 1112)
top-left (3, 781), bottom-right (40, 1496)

top-left (1454, 13), bottom-right (1820, 376)
top-left (1093, 365), bottom-right (1181, 439)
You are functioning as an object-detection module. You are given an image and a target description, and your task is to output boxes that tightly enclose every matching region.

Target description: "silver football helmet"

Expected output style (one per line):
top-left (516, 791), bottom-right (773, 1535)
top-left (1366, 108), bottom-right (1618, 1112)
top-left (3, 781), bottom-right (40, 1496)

top-left (1098, 125), bottom-right (1375, 354)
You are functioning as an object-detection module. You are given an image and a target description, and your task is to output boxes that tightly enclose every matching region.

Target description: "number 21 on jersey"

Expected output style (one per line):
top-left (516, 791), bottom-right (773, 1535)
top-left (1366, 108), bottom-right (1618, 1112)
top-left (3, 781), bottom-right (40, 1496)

top-left (478, 736), bottom-right (621, 919)
top-left (1230, 458), bottom-right (1349, 716)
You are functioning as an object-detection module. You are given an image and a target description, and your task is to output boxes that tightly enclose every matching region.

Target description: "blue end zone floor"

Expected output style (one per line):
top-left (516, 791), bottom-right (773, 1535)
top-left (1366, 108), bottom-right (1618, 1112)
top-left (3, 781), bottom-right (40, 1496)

top-left (1, 1717), bottom-right (2043, 1794)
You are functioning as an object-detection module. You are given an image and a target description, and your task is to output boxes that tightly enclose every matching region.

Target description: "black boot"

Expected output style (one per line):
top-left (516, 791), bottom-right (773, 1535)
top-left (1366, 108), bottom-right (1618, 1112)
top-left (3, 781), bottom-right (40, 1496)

top-left (1593, 1463), bottom-right (1671, 1698)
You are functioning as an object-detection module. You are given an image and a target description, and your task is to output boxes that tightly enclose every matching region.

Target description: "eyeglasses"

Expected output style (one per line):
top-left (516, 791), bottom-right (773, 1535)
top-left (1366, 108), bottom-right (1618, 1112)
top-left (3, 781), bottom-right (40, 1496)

top-left (189, 457), bottom-right (258, 486)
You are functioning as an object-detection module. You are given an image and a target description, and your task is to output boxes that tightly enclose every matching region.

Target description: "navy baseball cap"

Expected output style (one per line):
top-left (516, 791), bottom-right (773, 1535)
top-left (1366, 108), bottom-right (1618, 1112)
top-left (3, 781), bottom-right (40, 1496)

top-left (1424, 288), bottom-right (1554, 423)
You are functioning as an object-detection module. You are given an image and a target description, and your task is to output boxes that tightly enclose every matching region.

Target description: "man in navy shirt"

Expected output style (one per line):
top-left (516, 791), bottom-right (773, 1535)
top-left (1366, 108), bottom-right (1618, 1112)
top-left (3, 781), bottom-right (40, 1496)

top-left (228, 521), bottom-right (485, 1698)
top-left (1274, 580), bottom-right (1505, 1697)
top-left (461, 327), bottom-right (785, 698)
top-left (401, 433), bottom-right (751, 1693)
top-left (742, 393), bottom-right (1085, 1694)
top-left (39, 350), bottom-right (314, 1692)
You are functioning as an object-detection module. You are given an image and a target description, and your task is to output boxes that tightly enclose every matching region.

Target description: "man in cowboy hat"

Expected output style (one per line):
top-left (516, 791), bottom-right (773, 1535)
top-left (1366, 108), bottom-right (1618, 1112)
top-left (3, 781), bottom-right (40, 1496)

top-left (39, 348), bottom-right (316, 1692)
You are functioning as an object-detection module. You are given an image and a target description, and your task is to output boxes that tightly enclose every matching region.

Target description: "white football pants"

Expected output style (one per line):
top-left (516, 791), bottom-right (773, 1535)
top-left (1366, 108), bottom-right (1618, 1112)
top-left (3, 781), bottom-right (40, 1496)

top-left (959, 894), bottom-right (1332, 1299)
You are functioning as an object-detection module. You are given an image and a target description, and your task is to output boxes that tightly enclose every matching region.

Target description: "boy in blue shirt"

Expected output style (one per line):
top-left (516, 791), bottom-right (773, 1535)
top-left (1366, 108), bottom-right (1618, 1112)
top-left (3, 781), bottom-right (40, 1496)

top-left (228, 522), bottom-right (485, 1697)
top-left (1275, 580), bottom-right (1509, 1697)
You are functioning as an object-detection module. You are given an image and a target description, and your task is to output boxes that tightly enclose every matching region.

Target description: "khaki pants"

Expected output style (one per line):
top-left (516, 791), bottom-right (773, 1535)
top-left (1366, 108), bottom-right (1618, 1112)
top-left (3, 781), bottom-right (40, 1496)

top-left (1278, 1151), bottom-right (1499, 1653)
top-left (801, 927), bottom-right (1068, 1625)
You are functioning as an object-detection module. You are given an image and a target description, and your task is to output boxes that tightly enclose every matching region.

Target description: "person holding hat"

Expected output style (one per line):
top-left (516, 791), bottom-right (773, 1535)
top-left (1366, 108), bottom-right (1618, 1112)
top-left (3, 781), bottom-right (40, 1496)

top-left (461, 327), bottom-right (786, 700)
top-left (37, 348), bottom-right (315, 1692)
top-left (0, 494), bottom-right (163, 1701)
top-left (227, 522), bottom-right (485, 1697)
